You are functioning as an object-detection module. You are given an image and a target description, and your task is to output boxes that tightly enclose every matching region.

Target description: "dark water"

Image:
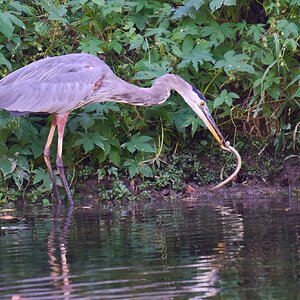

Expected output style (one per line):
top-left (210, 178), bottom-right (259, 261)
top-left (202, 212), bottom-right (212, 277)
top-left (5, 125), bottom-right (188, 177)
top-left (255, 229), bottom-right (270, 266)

top-left (0, 197), bottom-right (300, 299)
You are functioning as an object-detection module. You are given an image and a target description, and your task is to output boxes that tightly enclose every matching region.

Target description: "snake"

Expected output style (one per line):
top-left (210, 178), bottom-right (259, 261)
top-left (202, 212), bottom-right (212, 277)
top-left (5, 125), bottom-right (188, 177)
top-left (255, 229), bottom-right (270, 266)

top-left (210, 141), bottom-right (242, 190)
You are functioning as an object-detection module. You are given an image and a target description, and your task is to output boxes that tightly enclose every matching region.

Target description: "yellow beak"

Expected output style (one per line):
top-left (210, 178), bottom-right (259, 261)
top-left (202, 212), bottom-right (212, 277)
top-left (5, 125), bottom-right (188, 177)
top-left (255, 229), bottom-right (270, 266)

top-left (194, 103), bottom-right (225, 147)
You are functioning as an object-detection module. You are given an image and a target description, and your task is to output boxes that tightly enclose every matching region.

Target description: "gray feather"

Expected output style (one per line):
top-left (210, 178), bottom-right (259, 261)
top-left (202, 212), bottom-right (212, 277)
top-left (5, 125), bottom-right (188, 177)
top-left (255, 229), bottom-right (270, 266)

top-left (0, 53), bottom-right (109, 114)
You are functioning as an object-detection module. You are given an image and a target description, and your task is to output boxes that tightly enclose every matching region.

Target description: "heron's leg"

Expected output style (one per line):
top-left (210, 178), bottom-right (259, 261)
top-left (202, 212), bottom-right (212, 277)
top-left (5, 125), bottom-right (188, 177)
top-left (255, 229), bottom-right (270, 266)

top-left (44, 116), bottom-right (61, 203)
top-left (55, 113), bottom-right (74, 206)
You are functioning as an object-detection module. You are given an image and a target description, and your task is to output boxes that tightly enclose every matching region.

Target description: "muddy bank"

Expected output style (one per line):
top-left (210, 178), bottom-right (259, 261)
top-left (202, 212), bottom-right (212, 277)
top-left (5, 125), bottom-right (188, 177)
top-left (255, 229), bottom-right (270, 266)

top-left (77, 156), bottom-right (300, 203)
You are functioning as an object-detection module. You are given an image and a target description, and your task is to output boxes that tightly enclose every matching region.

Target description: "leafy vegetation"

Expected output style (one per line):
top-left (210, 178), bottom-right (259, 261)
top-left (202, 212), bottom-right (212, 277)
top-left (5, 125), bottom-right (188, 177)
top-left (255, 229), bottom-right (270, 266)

top-left (0, 0), bottom-right (299, 201)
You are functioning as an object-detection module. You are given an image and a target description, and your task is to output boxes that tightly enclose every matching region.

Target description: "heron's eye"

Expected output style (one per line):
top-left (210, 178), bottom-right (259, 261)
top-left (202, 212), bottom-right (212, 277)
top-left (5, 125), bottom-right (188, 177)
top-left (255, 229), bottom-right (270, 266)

top-left (199, 101), bottom-right (205, 107)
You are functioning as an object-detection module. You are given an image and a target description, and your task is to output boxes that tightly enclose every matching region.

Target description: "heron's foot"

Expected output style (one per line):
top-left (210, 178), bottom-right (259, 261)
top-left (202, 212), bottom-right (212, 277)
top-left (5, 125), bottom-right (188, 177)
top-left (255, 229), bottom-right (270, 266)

top-left (44, 152), bottom-right (61, 204)
top-left (56, 159), bottom-right (74, 206)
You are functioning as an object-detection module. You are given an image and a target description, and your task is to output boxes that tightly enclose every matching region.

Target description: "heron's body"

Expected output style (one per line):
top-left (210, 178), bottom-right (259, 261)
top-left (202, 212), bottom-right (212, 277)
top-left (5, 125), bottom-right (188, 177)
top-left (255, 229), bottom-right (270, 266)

top-left (0, 53), bottom-right (173, 115)
top-left (0, 53), bottom-right (225, 205)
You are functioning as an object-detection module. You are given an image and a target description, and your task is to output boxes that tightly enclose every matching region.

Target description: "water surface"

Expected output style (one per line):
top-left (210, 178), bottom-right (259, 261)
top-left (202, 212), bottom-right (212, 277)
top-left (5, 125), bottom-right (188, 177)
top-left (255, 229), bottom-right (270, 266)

top-left (0, 197), bottom-right (300, 299)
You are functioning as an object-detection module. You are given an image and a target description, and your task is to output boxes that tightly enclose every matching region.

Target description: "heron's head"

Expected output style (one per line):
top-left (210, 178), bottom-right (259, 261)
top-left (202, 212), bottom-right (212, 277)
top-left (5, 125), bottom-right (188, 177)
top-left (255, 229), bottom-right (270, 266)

top-left (186, 85), bottom-right (225, 147)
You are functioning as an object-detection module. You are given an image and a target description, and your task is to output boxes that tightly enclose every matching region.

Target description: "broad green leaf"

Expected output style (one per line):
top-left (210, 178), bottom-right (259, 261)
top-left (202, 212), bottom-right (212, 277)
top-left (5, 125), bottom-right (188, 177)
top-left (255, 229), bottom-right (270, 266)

top-left (136, 143), bottom-right (154, 153)
top-left (201, 22), bottom-right (236, 46)
top-left (277, 20), bottom-right (299, 37)
top-left (79, 113), bottom-right (95, 131)
top-left (134, 61), bottom-right (173, 80)
top-left (0, 157), bottom-right (15, 177)
top-left (33, 168), bottom-right (53, 190)
top-left (79, 37), bottom-right (103, 55)
top-left (181, 115), bottom-right (204, 136)
top-left (10, 2), bottom-right (33, 15)
top-left (214, 50), bottom-right (255, 75)
top-left (129, 34), bottom-right (144, 50)
top-left (75, 133), bottom-right (108, 153)
top-left (210, 0), bottom-right (236, 12)
top-left (247, 24), bottom-right (266, 42)
top-left (108, 150), bottom-right (121, 167)
top-left (172, 0), bottom-right (205, 19)
top-left (172, 5), bottom-right (196, 20)
top-left (8, 13), bottom-right (25, 29)
top-left (122, 133), bottom-right (155, 153)
top-left (132, 14), bottom-right (147, 31)
top-left (178, 41), bottom-right (215, 71)
top-left (144, 27), bottom-right (170, 38)
top-left (13, 168), bottom-right (29, 190)
top-left (0, 142), bottom-right (8, 155)
top-left (0, 52), bottom-right (11, 69)
top-left (48, 5), bottom-right (68, 24)
top-left (110, 40), bottom-right (122, 54)
top-left (0, 12), bottom-right (14, 38)
top-left (182, 36), bottom-right (194, 54)
top-left (124, 159), bottom-right (139, 178)
top-left (140, 165), bottom-right (153, 178)
top-left (128, 164), bottom-right (138, 178)
top-left (34, 21), bottom-right (49, 36)
top-left (214, 90), bottom-right (239, 108)
top-left (16, 155), bottom-right (30, 171)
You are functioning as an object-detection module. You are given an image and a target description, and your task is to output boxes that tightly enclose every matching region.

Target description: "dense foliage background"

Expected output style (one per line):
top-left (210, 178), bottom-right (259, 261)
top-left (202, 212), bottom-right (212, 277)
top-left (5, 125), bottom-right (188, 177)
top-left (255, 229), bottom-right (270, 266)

top-left (0, 0), bottom-right (299, 200)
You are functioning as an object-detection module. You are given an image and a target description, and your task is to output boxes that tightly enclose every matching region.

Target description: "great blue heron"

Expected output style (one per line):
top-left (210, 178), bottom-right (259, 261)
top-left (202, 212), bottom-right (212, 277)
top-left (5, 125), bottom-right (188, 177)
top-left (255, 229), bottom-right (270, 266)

top-left (0, 53), bottom-right (227, 205)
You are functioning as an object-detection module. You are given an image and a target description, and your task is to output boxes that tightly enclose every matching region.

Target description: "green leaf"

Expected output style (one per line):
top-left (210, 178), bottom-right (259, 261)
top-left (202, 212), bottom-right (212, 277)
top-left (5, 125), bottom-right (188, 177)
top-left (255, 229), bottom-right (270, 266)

top-left (79, 37), bottom-right (103, 55)
top-left (136, 143), bottom-right (154, 153)
top-left (277, 20), bottom-right (299, 37)
top-left (75, 133), bottom-right (108, 153)
top-left (178, 41), bottom-right (215, 71)
top-left (210, 0), bottom-right (236, 12)
top-left (124, 159), bottom-right (139, 178)
top-left (247, 24), bottom-right (266, 42)
top-left (214, 90), bottom-right (239, 108)
top-left (48, 5), bottom-right (68, 24)
top-left (140, 165), bottom-right (153, 178)
top-left (16, 155), bottom-right (30, 171)
top-left (42, 198), bottom-right (50, 206)
top-left (108, 150), bottom-right (121, 167)
top-left (0, 12), bottom-right (14, 38)
top-left (110, 40), bottom-right (122, 54)
top-left (134, 61), bottom-right (173, 80)
top-left (10, 2), bottom-right (33, 15)
top-left (13, 168), bottom-right (29, 190)
top-left (201, 22), bottom-right (236, 46)
top-left (132, 14), bottom-right (147, 31)
top-left (129, 34), bottom-right (144, 50)
top-left (8, 13), bottom-right (25, 29)
top-left (172, 0), bottom-right (205, 19)
top-left (122, 133), bottom-right (155, 153)
top-left (214, 50), bottom-right (255, 75)
top-left (294, 87), bottom-right (300, 98)
top-left (0, 52), bottom-right (11, 69)
top-left (0, 157), bottom-right (15, 177)
top-left (33, 168), bottom-right (53, 190)
top-left (144, 27), bottom-right (170, 38)
top-left (0, 142), bottom-right (8, 155)
top-left (181, 115), bottom-right (204, 136)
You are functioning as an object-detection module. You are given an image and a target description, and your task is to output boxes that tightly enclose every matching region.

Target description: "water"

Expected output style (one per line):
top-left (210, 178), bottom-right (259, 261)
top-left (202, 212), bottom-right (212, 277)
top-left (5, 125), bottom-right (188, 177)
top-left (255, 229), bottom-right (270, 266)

top-left (0, 197), bottom-right (300, 299)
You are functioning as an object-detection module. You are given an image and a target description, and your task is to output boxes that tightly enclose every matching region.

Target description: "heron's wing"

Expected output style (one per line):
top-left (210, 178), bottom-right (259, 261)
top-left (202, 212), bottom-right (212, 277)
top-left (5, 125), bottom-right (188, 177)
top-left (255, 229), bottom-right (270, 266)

top-left (0, 53), bottom-right (108, 113)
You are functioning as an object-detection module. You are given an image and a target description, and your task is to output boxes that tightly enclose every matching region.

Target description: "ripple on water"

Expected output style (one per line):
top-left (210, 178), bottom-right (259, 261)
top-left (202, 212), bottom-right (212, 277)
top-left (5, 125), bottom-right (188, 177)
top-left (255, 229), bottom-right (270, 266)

top-left (0, 197), bottom-right (300, 299)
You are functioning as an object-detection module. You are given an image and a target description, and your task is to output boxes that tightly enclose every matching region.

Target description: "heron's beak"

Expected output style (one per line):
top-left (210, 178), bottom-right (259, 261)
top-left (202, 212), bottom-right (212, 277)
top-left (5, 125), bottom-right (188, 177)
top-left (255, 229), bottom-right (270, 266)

top-left (193, 103), bottom-right (226, 147)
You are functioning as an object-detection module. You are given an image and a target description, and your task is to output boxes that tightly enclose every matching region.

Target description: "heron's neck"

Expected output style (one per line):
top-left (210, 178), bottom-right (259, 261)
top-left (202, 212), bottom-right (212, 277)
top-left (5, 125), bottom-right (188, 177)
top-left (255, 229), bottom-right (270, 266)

top-left (106, 74), bottom-right (192, 106)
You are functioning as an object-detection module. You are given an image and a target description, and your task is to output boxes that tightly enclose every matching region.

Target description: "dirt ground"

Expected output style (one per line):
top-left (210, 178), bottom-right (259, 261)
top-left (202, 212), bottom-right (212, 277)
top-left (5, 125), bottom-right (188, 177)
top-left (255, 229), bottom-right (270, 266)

top-left (149, 156), bottom-right (300, 200)
top-left (77, 155), bottom-right (300, 204)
